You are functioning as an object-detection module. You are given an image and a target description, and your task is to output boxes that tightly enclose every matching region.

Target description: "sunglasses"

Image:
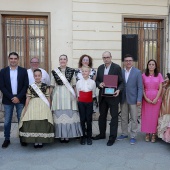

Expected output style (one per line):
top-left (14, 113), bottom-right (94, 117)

top-left (82, 59), bottom-right (89, 62)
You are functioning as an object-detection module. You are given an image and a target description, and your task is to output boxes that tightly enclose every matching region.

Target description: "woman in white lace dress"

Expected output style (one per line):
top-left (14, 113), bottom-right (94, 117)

top-left (50, 54), bottom-right (82, 143)
top-left (75, 55), bottom-right (98, 111)
top-left (75, 54), bottom-right (96, 81)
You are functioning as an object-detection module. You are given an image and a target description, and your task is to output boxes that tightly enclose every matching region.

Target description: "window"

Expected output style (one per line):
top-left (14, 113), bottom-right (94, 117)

top-left (2, 15), bottom-right (48, 70)
top-left (123, 19), bottom-right (164, 72)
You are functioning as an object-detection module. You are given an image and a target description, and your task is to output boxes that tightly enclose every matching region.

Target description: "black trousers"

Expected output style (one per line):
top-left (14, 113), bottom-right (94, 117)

top-left (78, 102), bottom-right (93, 138)
top-left (99, 97), bottom-right (119, 140)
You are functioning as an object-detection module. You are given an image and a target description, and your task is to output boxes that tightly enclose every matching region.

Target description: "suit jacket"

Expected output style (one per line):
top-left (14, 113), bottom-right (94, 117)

top-left (121, 67), bottom-right (143, 105)
top-left (96, 62), bottom-right (124, 104)
top-left (0, 66), bottom-right (29, 105)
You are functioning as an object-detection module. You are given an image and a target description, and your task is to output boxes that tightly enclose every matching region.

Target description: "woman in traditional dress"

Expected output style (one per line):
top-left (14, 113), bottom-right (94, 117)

top-left (141, 59), bottom-right (163, 143)
top-left (50, 54), bottom-right (82, 143)
top-left (19, 69), bottom-right (54, 148)
top-left (157, 73), bottom-right (170, 143)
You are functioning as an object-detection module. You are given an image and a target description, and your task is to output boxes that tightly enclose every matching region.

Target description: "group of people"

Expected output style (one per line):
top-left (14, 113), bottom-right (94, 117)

top-left (0, 51), bottom-right (170, 149)
top-left (117, 54), bottom-right (169, 145)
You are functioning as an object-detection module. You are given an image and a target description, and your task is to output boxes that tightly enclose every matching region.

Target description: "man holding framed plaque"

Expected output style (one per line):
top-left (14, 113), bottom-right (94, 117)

top-left (102, 75), bottom-right (118, 97)
top-left (93, 51), bottom-right (124, 146)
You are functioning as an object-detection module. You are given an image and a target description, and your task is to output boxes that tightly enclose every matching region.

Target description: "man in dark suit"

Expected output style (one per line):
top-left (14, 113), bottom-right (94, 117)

top-left (0, 52), bottom-right (29, 148)
top-left (93, 51), bottom-right (124, 146)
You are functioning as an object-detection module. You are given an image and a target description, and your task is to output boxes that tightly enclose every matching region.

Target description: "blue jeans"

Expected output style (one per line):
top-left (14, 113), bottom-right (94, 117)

top-left (4, 103), bottom-right (24, 140)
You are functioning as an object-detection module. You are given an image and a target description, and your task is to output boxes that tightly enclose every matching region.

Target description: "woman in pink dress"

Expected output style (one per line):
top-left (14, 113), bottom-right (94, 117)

top-left (141, 59), bottom-right (163, 143)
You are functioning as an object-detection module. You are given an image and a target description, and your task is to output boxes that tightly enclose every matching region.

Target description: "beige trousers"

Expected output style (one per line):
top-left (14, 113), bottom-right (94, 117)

top-left (120, 100), bottom-right (138, 138)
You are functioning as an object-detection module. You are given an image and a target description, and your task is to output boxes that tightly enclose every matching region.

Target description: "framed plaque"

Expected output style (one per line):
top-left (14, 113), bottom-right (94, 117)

top-left (102, 75), bottom-right (118, 97)
top-left (104, 88), bottom-right (115, 95)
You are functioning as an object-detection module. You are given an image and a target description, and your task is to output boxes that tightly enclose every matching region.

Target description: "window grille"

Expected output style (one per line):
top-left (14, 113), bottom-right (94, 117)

top-left (2, 16), bottom-right (48, 70)
top-left (123, 19), bottom-right (164, 72)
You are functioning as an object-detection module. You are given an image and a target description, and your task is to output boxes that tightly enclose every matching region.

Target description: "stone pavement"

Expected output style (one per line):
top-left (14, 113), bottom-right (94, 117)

top-left (0, 121), bottom-right (169, 170)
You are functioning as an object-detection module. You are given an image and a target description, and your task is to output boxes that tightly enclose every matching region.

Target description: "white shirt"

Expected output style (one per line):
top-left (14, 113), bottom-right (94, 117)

top-left (124, 67), bottom-right (133, 83)
top-left (10, 67), bottom-right (18, 95)
top-left (104, 64), bottom-right (111, 75)
top-left (75, 68), bottom-right (96, 81)
top-left (76, 78), bottom-right (96, 97)
top-left (27, 68), bottom-right (50, 85)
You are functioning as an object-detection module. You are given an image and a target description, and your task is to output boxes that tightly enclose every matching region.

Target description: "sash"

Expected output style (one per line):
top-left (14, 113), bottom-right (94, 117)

top-left (31, 83), bottom-right (50, 107)
top-left (54, 68), bottom-right (76, 98)
top-left (79, 91), bottom-right (93, 102)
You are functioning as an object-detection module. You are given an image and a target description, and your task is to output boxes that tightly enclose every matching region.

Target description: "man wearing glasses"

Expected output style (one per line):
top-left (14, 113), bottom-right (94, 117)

top-left (117, 54), bottom-right (143, 144)
top-left (0, 52), bottom-right (29, 148)
top-left (27, 57), bottom-right (50, 85)
top-left (93, 51), bottom-right (124, 146)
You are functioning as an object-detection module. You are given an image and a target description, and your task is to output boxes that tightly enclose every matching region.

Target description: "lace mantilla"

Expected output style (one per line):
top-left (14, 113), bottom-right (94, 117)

top-left (53, 113), bottom-right (81, 124)
top-left (20, 132), bottom-right (54, 138)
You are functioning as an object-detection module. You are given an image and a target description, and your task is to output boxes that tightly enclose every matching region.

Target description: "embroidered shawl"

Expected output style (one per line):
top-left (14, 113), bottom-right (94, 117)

top-left (52, 67), bottom-right (75, 85)
top-left (27, 83), bottom-right (49, 98)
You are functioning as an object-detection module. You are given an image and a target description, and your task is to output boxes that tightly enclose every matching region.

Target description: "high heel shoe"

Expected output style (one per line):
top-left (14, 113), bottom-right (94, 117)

top-left (151, 134), bottom-right (156, 143)
top-left (145, 133), bottom-right (150, 142)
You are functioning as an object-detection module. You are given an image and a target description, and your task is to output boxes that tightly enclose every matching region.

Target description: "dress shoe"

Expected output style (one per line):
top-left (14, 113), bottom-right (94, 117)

top-left (34, 144), bottom-right (39, 148)
top-left (80, 137), bottom-right (86, 145)
top-left (93, 134), bottom-right (106, 140)
top-left (107, 140), bottom-right (115, 146)
top-left (64, 139), bottom-right (70, 143)
top-left (20, 142), bottom-right (27, 147)
top-left (87, 138), bottom-right (92, 145)
top-left (2, 140), bottom-right (10, 148)
top-left (20, 138), bottom-right (27, 146)
top-left (60, 139), bottom-right (65, 143)
top-left (38, 144), bottom-right (43, 148)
